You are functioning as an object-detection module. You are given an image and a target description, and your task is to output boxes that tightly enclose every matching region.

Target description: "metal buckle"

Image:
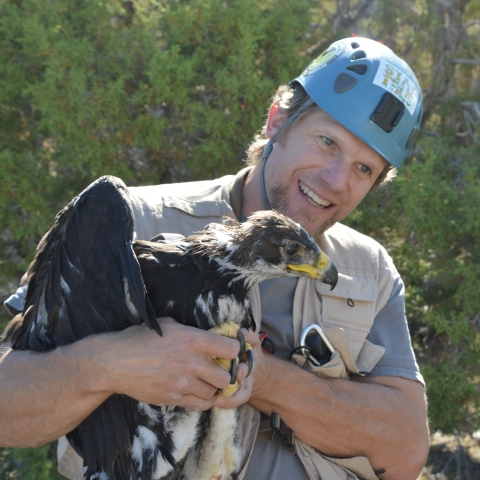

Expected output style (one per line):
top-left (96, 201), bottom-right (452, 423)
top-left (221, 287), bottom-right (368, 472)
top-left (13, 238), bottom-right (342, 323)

top-left (271, 413), bottom-right (296, 454)
top-left (299, 324), bottom-right (334, 367)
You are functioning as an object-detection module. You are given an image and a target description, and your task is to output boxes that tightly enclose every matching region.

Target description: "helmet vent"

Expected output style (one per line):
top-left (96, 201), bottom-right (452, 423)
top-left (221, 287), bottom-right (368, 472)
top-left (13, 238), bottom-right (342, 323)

top-left (351, 50), bottom-right (367, 61)
top-left (351, 42), bottom-right (360, 49)
top-left (347, 64), bottom-right (368, 75)
top-left (334, 73), bottom-right (358, 93)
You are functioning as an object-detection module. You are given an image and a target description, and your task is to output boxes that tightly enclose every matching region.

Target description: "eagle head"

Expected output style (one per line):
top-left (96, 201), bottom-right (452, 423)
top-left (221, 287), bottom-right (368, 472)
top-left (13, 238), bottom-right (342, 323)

top-left (206, 211), bottom-right (338, 290)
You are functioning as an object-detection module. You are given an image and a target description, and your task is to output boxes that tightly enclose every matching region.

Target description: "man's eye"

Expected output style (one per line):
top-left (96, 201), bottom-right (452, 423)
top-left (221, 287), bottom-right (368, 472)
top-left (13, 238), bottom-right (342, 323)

top-left (359, 165), bottom-right (371, 174)
top-left (322, 136), bottom-right (334, 147)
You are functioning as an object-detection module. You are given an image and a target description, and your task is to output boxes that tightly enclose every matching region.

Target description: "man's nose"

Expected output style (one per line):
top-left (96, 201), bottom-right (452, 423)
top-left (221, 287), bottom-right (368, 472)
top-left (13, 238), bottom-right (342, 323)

top-left (320, 157), bottom-right (350, 192)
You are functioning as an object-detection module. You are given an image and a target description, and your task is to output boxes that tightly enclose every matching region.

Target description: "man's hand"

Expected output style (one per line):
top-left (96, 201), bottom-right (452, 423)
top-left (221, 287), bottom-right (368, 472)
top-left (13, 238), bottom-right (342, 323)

top-left (97, 318), bottom-right (243, 411)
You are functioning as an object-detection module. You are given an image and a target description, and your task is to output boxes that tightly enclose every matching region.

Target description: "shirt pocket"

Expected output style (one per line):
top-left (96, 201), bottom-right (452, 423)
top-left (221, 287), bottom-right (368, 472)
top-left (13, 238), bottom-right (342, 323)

top-left (292, 349), bottom-right (349, 380)
top-left (316, 273), bottom-right (378, 364)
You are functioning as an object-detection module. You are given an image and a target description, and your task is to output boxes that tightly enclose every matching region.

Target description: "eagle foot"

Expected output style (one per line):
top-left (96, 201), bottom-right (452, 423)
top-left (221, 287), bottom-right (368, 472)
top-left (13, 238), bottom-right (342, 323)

top-left (209, 321), bottom-right (253, 397)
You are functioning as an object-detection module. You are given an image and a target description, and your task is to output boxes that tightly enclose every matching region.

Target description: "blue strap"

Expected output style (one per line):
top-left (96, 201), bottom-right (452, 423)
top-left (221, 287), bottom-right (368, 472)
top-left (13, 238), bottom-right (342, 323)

top-left (259, 141), bottom-right (273, 210)
top-left (258, 98), bottom-right (315, 211)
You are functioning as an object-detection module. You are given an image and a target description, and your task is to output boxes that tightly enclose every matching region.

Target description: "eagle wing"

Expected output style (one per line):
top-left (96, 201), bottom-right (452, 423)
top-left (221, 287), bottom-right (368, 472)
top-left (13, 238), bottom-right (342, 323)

top-left (133, 236), bottom-right (256, 334)
top-left (11, 175), bottom-right (160, 351)
top-left (133, 238), bottom-right (211, 322)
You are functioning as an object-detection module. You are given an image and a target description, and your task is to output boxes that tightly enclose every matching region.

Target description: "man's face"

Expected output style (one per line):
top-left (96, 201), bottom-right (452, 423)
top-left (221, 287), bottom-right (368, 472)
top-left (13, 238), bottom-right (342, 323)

top-left (264, 108), bottom-right (387, 240)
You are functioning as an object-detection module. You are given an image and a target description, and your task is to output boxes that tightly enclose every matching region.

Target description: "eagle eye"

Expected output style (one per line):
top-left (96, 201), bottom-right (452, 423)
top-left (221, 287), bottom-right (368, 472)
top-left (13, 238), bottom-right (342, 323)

top-left (285, 242), bottom-right (299, 257)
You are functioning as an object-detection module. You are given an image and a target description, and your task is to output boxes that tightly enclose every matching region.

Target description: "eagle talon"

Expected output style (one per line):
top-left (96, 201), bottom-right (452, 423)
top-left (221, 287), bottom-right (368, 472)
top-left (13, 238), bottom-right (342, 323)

top-left (236, 329), bottom-right (246, 359)
top-left (244, 343), bottom-right (253, 377)
top-left (229, 356), bottom-right (238, 385)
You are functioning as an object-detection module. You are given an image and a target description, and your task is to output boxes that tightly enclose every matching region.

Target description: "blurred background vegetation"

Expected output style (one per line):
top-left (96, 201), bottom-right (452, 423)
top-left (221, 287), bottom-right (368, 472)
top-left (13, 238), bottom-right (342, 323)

top-left (0, 0), bottom-right (479, 478)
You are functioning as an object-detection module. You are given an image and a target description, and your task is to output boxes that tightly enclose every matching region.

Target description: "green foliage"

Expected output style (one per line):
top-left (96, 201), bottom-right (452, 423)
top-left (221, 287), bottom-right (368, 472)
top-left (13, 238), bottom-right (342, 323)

top-left (398, 142), bottom-right (480, 433)
top-left (0, 442), bottom-right (63, 480)
top-left (0, 0), bottom-right (314, 284)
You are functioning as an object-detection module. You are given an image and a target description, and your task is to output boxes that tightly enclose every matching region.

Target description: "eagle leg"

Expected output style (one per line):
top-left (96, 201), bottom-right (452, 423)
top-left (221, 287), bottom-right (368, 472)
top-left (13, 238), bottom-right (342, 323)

top-left (209, 321), bottom-right (251, 398)
top-left (209, 321), bottom-right (240, 339)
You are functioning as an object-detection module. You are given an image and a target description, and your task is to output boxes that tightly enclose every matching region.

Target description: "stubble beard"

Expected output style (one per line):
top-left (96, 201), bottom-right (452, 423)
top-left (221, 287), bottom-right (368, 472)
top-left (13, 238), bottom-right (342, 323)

top-left (269, 183), bottom-right (338, 241)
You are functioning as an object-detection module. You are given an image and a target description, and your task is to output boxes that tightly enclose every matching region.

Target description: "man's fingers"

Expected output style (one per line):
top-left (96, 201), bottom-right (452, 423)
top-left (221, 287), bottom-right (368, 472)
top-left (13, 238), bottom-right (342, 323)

top-left (158, 319), bottom-right (241, 360)
top-left (236, 363), bottom-right (248, 381)
top-left (202, 331), bottom-right (241, 361)
top-left (242, 328), bottom-right (260, 349)
top-left (179, 376), bottom-right (218, 401)
top-left (194, 358), bottom-right (232, 391)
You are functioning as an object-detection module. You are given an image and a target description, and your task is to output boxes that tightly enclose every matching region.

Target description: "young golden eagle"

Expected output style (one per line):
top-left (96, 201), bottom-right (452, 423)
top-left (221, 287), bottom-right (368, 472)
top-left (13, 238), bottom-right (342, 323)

top-left (7, 176), bottom-right (337, 480)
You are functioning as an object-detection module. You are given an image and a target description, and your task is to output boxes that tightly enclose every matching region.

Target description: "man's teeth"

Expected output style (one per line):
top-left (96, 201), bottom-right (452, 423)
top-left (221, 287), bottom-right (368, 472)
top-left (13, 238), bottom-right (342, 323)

top-left (299, 182), bottom-right (331, 208)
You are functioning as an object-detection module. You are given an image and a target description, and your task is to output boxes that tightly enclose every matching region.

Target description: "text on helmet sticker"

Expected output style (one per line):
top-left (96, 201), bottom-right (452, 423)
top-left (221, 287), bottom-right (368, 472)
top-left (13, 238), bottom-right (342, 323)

top-left (302, 42), bottom-right (346, 77)
top-left (373, 60), bottom-right (419, 115)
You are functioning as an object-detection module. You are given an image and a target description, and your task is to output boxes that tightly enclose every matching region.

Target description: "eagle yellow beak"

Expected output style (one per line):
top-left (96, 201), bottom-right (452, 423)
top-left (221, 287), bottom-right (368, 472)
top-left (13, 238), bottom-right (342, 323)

top-left (288, 251), bottom-right (338, 290)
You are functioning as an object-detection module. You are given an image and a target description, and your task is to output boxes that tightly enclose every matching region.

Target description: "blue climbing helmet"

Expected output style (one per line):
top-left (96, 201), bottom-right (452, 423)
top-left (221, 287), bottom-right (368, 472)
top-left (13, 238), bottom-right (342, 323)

top-left (292, 37), bottom-right (423, 168)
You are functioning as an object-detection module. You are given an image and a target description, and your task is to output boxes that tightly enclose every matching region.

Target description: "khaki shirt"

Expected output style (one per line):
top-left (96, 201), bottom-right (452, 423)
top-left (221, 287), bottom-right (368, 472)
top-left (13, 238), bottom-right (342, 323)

top-left (59, 170), bottom-right (396, 480)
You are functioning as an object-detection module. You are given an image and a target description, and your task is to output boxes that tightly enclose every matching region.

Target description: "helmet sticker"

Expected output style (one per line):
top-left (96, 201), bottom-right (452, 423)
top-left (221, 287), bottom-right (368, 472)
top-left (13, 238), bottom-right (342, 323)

top-left (302, 42), bottom-right (346, 76)
top-left (373, 60), bottom-right (419, 115)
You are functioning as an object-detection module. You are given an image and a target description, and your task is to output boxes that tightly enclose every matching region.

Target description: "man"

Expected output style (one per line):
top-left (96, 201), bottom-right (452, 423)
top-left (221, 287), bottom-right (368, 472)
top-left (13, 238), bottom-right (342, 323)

top-left (0, 37), bottom-right (429, 479)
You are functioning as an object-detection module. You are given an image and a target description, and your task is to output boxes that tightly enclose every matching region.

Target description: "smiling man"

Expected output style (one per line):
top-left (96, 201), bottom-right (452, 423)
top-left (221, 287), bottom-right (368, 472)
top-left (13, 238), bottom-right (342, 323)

top-left (1, 38), bottom-right (428, 480)
top-left (244, 108), bottom-right (388, 237)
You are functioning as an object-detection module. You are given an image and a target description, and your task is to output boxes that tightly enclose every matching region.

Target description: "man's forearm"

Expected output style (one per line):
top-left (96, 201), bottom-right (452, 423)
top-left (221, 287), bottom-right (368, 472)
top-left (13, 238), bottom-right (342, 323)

top-left (249, 353), bottom-right (429, 480)
top-left (0, 339), bottom-right (109, 448)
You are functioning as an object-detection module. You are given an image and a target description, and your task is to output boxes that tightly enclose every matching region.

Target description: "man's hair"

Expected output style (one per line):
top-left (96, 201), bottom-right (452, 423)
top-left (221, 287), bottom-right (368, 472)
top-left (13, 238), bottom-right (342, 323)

top-left (245, 83), bottom-right (397, 190)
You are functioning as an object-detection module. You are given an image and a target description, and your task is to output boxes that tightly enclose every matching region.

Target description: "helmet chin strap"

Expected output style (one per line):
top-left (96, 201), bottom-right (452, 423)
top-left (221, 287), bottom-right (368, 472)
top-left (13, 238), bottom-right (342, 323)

top-left (259, 98), bottom-right (315, 211)
top-left (259, 140), bottom-right (274, 210)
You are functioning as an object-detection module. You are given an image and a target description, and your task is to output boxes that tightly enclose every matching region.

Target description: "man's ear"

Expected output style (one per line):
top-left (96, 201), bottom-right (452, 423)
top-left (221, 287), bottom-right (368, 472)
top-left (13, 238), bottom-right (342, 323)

top-left (265, 103), bottom-right (287, 139)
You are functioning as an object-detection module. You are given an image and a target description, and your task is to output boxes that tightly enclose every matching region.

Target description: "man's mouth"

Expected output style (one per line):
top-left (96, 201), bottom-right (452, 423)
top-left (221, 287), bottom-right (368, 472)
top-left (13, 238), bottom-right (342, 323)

top-left (299, 181), bottom-right (332, 208)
